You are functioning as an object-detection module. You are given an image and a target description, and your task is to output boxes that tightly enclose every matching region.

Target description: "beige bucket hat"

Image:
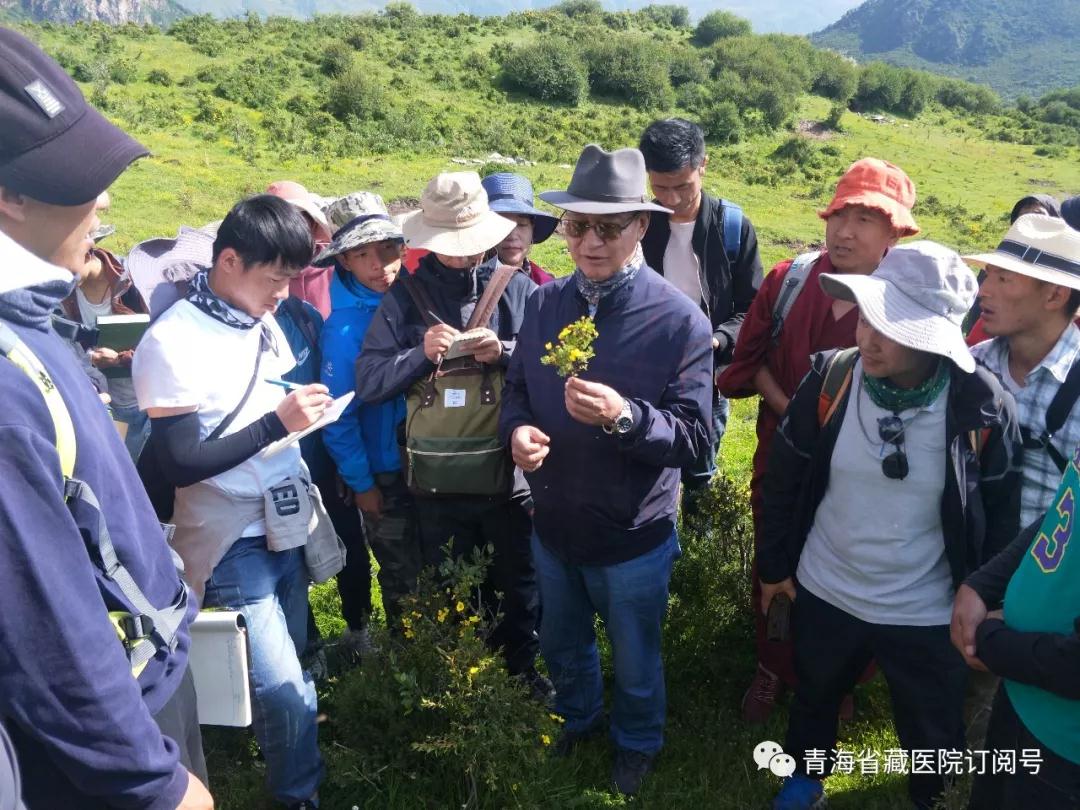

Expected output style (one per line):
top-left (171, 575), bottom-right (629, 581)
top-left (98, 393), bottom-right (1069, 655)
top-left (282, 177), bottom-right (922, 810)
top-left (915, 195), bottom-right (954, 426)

top-left (401, 172), bottom-right (514, 257)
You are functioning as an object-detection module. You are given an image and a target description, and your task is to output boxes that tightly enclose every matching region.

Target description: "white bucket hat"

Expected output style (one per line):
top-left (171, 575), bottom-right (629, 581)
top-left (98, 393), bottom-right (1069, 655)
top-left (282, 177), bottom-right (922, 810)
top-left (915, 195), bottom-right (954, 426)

top-left (401, 172), bottom-right (514, 257)
top-left (820, 240), bottom-right (979, 373)
top-left (963, 213), bottom-right (1080, 292)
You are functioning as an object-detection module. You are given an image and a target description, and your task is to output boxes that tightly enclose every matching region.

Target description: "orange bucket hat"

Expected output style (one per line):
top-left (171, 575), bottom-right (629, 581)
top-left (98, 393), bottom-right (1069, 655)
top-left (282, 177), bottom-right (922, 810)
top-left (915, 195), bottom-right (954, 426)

top-left (818, 157), bottom-right (919, 237)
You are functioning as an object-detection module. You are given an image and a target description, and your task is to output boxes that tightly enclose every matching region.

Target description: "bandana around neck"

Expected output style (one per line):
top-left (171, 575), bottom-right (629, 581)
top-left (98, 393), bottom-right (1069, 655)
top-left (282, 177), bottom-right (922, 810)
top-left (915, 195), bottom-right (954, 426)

top-left (186, 269), bottom-right (258, 330)
top-left (573, 243), bottom-right (645, 310)
top-left (863, 358), bottom-right (950, 413)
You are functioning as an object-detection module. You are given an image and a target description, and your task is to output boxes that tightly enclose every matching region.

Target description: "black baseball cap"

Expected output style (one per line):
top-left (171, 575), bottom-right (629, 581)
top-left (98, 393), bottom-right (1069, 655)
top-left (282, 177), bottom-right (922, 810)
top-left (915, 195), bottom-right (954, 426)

top-left (0, 27), bottom-right (149, 206)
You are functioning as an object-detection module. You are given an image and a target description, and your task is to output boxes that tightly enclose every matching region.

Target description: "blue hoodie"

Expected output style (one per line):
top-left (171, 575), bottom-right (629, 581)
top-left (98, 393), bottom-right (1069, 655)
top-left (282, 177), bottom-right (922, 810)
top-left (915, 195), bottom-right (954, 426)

top-left (321, 271), bottom-right (405, 493)
top-left (0, 273), bottom-right (193, 809)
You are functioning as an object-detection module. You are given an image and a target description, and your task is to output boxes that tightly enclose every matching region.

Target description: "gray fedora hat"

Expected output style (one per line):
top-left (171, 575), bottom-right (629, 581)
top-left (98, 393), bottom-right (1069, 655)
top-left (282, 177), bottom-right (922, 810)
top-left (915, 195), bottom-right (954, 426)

top-left (539, 144), bottom-right (673, 215)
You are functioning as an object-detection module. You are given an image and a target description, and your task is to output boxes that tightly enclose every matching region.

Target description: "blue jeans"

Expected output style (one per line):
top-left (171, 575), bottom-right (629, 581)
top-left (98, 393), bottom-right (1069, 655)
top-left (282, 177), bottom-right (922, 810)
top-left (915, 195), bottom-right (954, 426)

top-left (531, 531), bottom-right (681, 755)
top-left (110, 403), bottom-right (150, 463)
top-left (202, 536), bottom-right (324, 804)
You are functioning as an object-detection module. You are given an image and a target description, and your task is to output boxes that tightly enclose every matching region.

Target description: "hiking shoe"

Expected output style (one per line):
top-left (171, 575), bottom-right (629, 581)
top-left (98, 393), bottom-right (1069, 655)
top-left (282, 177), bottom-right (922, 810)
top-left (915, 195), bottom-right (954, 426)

top-left (773, 774), bottom-right (826, 810)
top-left (341, 625), bottom-right (378, 657)
top-left (553, 713), bottom-right (605, 758)
top-left (742, 663), bottom-right (782, 724)
top-left (611, 747), bottom-right (655, 797)
top-left (518, 667), bottom-right (556, 706)
top-left (301, 647), bottom-right (328, 683)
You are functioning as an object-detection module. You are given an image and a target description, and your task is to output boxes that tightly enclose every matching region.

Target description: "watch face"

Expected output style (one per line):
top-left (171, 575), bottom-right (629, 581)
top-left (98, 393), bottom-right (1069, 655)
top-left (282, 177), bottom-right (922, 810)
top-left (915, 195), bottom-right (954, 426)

top-left (615, 415), bottom-right (634, 434)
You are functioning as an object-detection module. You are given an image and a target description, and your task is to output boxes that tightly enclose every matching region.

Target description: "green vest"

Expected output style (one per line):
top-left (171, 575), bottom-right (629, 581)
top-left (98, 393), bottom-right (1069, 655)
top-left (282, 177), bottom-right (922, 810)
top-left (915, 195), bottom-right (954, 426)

top-left (1003, 448), bottom-right (1080, 764)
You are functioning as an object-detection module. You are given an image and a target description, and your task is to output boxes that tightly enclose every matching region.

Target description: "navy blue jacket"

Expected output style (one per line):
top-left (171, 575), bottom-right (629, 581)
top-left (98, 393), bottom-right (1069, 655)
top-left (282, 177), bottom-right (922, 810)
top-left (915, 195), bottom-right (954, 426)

top-left (500, 267), bottom-right (714, 565)
top-left (0, 281), bottom-right (193, 809)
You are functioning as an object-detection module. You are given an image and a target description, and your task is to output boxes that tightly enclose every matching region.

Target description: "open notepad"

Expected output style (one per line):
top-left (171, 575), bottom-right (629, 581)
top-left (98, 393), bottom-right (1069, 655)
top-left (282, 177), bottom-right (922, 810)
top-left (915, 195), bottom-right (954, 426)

top-left (263, 391), bottom-right (354, 458)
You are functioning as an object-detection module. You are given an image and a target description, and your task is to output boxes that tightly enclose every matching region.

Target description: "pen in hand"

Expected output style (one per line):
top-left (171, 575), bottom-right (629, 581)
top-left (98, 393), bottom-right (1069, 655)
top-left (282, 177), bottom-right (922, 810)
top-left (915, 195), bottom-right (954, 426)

top-left (264, 378), bottom-right (301, 391)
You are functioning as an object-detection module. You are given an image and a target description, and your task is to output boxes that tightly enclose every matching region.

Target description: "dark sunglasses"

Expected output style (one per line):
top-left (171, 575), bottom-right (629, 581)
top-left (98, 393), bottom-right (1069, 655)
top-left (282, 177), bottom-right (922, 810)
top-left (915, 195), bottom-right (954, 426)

top-left (877, 415), bottom-right (909, 480)
top-left (557, 215), bottom-right (638, 242)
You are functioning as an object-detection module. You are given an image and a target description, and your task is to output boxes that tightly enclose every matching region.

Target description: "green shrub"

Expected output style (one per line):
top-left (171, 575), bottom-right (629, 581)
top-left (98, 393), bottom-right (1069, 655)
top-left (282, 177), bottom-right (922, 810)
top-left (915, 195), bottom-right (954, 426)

top-left (936, 78), bottom-right (999, 114)
top-left (326, 64), bottom-right (389, 121)
top-left (694, 10), bottom-right (751, 45)
top-left (667, 47), bottom-right (707, 88)
top-left (700, 99), bottom-right (743, 144)
top-left (853, 61), bottom-right (904, 112)
top-left (108, 57), bottom-right (138, 85)
top-left (811, 50), bottom-right (858, 103)
top-left (584, 35), bottom-right (674, 109)
top-left (383, 1), bottom-right (419, 27)
top-left (639, 4), bottom-right (690, 28)
top-left (897, 69), bottom-right (935, 116)
top-left (319, 40), bottom-right (353, 77)
top-left (825, 101), bottom-right (846, 131)
top-left (146, 68), bottom-right (173, 86)
top-left (327, 548), bottom-right (564, 806)
top-left (553, 0), bottom-right (603, 18)
top-left (501, 38), bottom-right (588, 105)
top-left (213, 58), bottom-right (283, 110)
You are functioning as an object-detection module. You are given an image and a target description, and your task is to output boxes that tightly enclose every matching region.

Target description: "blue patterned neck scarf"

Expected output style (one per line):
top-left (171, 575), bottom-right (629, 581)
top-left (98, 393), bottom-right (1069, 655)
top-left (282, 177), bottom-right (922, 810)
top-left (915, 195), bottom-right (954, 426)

top-left (573, 243), bottom-right (645, 313)
top-left (186, 269), bottom-right (257, 330)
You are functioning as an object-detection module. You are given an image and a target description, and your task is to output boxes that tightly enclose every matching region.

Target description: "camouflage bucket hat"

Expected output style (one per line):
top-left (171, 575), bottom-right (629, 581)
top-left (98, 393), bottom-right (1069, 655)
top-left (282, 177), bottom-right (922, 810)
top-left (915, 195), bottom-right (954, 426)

top-left (312, 191), bottom-right (404, 267)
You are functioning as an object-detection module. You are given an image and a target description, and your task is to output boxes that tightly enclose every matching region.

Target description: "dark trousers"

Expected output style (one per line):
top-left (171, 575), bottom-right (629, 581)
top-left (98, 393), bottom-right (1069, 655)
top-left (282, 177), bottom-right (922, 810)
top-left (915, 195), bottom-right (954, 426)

top-left (680, 389), bottom-right (729, 520)
top-left (152, 665), bottom-right (208, 787)
top-left (317, 472), bottom-right (421, 629)
top-left (416, 495), bottom-right (539, 675)
top-left (787, 586), bottom-right (967, 810)
top-left (970, 685), bottom-right (1080, 809)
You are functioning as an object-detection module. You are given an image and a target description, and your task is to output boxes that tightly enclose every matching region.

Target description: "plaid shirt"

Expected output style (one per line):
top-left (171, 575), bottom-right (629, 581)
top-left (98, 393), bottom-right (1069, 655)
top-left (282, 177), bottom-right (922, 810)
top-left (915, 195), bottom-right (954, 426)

top-left (973, 324), bottom-right (1080, 528)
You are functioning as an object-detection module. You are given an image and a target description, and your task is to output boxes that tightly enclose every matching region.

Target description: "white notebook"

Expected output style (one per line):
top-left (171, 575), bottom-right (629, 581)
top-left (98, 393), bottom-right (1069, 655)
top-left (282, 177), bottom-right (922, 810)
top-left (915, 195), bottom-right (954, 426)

top-left (263, 391), bottom-right (354, 458)
top-left (188, 610), bottom-right (252, 727)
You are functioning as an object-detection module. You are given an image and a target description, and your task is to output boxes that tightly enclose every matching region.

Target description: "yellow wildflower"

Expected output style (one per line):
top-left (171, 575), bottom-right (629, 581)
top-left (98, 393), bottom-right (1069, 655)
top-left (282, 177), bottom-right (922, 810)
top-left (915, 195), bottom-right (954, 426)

top-left (549, 713), bottom-right (565, 724)
top-left (437, 608), bottom-right (449, 623)
top-left (468, 666), bottom-right (480, 676)
top-left (540, 734), bottom-right (552, 746)
top-left (468, 615), bottom-right (480, 625)
top-left (455, 601), bottom-right (465, 613)
top-left (403, 628), bottom-right (415, 639)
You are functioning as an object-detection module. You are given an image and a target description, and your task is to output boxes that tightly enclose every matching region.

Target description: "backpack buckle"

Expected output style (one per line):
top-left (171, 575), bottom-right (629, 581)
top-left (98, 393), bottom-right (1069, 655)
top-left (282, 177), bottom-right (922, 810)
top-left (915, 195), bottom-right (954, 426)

top-left (119, 613), bottom-right (155, 641)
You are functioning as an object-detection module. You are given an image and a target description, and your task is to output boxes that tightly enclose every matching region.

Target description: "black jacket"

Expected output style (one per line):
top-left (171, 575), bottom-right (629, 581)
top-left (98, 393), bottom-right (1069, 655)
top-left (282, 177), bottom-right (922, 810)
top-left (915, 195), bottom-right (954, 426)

top-left (356, 253), bottom-right (537, 404)
top-left (967, 520), bottom-right (1080, 700)
top-left (759, 349), bottom-right (1020, 589)
top-left (641, 192), bottom-right (763, 368)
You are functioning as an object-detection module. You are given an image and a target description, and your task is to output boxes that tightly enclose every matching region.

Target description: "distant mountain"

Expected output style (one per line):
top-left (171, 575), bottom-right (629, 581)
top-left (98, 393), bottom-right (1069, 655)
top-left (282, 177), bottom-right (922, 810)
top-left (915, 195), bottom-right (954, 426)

top-left (0, 0), bottom-right (187, 25)
top-left (2, 0), bottom-right (863, 34)
top-left (812, 0), bottom-right (1080, 99)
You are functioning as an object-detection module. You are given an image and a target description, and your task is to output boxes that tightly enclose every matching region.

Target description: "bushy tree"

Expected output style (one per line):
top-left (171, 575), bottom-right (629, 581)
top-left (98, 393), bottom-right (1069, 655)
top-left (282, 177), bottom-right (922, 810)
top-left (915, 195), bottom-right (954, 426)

top-left (667, 47), bottom-right (707, 88)
top-left (584, 35), bottom-right (675, 109)
top-left (327, 65), bottom-right (389, 122)
top-left (320, 40), bottom-right (353, 77)
top-left (935, 78), bottom-right (999, 115)
top-left (852, 61), bottom-right (904, 112)
top-left (554, 0), bottom-right (603, 17)
top-left (693, 10), bottom-right (751, 45)
top-left (639, 4), bottom-right (690, 28)
top-left (501, 38), bottom-right (588, 105)
top-left (811, 50), bottom-right (858, 103)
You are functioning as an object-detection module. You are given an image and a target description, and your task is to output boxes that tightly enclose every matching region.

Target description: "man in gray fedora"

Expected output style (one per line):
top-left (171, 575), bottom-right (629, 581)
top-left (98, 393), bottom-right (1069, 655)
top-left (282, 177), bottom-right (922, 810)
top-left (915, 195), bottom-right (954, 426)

top-left (500, 144), bottom-right (714, 796)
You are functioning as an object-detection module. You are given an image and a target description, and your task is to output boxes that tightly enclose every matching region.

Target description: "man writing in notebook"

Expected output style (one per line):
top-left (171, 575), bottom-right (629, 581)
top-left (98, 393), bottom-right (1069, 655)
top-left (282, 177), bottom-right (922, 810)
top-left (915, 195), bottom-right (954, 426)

top-left (133, 195), bottom-right (333, 810)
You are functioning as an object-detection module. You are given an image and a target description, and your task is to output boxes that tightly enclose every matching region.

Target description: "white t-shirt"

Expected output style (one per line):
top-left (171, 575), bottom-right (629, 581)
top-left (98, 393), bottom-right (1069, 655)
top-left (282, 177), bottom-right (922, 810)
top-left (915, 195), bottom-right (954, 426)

top-left (797, 362), bottom-right (954, 626)
top-left (132, 299), bottom-right (299, 537)
top-left (75, 288), bottom-right (138, 410)
top-left (663, 220), bottom-right (702, 304)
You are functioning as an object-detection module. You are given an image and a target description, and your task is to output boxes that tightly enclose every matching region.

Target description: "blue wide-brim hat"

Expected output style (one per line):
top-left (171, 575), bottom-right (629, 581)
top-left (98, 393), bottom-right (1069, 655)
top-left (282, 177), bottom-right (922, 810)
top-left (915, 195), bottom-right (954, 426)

top-left (481, 172), bottom-right (559, 244)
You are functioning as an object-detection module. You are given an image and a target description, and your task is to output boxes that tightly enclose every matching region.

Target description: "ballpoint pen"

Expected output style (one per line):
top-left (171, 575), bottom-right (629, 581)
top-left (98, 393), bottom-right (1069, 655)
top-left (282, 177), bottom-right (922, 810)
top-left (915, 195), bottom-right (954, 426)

top-left (264, 378), bottom-right (301, 391)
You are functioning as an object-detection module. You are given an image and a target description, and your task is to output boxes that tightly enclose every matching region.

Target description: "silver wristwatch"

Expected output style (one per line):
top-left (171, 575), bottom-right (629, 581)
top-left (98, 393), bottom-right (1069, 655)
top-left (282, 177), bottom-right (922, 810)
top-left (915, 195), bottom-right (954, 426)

top-left (603, 399), bottom-right (634, 436)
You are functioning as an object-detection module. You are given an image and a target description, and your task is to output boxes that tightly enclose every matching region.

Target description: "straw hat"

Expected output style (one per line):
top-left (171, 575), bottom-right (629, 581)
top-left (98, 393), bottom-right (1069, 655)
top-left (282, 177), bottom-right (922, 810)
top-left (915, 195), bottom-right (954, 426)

top-left (964, 213), bottom-right (1080, 292)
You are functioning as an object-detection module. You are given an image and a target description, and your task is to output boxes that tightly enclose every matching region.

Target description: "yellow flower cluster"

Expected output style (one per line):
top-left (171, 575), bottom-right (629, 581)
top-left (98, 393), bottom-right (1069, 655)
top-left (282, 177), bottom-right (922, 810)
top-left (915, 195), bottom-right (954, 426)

top-left (541, 316), bottom-right (598, 378)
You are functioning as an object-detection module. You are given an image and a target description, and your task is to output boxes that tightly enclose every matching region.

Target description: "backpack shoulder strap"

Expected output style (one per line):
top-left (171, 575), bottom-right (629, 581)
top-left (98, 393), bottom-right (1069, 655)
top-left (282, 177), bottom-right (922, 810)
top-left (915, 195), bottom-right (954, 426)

top-left (719, 199), bottom-right (743, 264)
top-left (770, 250), bottom-right (821, 343)
top-left (399, 273), bottom-right (441, 328)
top-left (282, 297), bottom-right (320, 357)
top-left (0, 321), bottom-right (76, 477)
top-left (817, 347), bottom-right (859, 427)
top-left (465, 264), bottom-right (516, 331)
top-left (0, 320), bottom-right (186, 676)
top-left (1023, 356), bottom-right (1080, 473)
